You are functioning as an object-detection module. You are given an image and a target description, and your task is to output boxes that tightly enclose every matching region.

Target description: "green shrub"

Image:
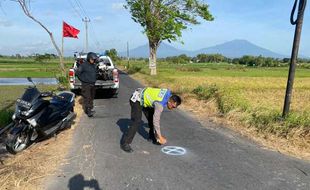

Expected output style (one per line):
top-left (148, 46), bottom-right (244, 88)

top-left (0, 110), bottom-right (14, 128)
top-left (177, 67), bottom-right (202, 72)
top-left (192, 84), bottom-right (219, 100)
top-left (127, 65), bottom-right (142, 74)
top-left (245, 109), bottom-right (310, 137)
top-left (285, 112), bottom-right (310, 131)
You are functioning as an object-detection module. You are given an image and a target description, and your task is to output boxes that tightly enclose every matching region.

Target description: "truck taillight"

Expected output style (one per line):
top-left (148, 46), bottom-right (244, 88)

top-left (113, 69), bottom-right (119, 82)
top-left (69, 70), bottom-right (74, 77)
top-left (69, 69), bottom-right (75, 83)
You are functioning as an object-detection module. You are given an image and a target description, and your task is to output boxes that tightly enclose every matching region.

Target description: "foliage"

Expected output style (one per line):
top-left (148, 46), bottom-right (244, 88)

top-left (34, 53), bottom-right (57, 63)
top-left (192, 84), bottom-right (219, 100)
top-left (176, 66), bottom-right (201, 72)
top-left (194, 53), bottom-right (227, 63)
top-left (127, 65), bottom-right (142, 74)
top-left (0, 109), bottom-right (14, 128)
top-left (105, 48), bottom-right (120, 62)
top-left (165, 54), bottom-right (191, 64)
top-left (125, 0), bottom-right (213, 74)
top-left (125, 0), bottom-right (213, 44)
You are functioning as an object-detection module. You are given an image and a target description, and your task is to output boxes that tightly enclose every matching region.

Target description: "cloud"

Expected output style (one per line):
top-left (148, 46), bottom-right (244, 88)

top-left (6, 41), bottom-right (55, 55)
top-left (93, 16), bottom-right (103, 23)
top-left (0, 19), bottom-right (13, 27)
top-left (44, 11), bottom-right (54, 17)
top-left (112, 3), bottom-right (125, 10)
top-left (0, 43), bottom-right (52, 56)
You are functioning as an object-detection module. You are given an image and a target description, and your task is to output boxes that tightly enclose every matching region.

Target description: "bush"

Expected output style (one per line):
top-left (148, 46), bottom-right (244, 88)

top-left (192, 84), bottom-right (219, 100)
top-left (0, 110), bottom-right (14, 128)
top-left (177, 67), bottom-right (202, 72)
top-left (192, 85), bottom-right (249, 114)
top-left (127, 65), bottom-right (142, 74)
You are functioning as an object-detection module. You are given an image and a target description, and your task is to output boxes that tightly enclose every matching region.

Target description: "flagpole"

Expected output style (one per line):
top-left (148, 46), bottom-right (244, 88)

top-left (60, 21), bottom-right (65, 76)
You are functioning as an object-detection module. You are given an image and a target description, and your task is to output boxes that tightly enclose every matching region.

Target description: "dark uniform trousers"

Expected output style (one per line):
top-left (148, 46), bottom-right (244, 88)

top-left (123, 100), bottom-right (156, 145)
top-left (81, 83), bottom-right (96, 112)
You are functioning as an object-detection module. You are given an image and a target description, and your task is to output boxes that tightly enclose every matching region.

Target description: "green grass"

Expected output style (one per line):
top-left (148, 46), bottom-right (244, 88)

top-left (0, 57), bottom-right (74, 78)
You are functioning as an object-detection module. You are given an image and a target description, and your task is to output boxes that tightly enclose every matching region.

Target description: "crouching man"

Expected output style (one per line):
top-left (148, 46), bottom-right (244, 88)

top-left (121, 87), bottom-right (182, 153)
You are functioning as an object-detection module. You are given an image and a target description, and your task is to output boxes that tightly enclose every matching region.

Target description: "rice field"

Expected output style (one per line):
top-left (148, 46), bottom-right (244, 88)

top-left (0, 57), bottom-right (74, 78)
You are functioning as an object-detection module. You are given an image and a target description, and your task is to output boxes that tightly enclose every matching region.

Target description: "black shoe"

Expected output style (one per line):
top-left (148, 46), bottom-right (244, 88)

top-left (147, 137), bottom-right (160, 145)
top-left (152, 141), bottom-right (161, 146)
top-left (121, 143), bottom-right (133, 153)
top-left (86, 110), bottom-right (95, 117)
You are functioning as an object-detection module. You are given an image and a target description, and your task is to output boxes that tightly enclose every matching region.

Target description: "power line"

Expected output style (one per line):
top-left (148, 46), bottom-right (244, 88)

top-left (75, 0), bottom-right (88, 18)
top-left (82, 17), bottom-right (90, 52)
top-left (68, 0), bottom-right (102, 51)
top-left (89, 21), bottom-right (101, 50)
top-left (68, 0), bottom-right (83, 19)
top-left (73, 0), bottom-right (101, 50)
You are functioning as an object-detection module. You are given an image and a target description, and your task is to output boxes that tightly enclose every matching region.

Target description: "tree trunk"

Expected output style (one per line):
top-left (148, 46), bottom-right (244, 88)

top-left (16, 0), bottom-right (65, 76)
top-left (149, 42), bottom-right (158, 75)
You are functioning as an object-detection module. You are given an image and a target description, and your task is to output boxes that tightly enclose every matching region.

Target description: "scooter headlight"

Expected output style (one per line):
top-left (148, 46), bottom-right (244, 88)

top-left (12, 114), bottom-right (16, 120)
top-left (21, 109), bottom-right (34, 116)
top-left (27, 118), bottom-right (38, 127)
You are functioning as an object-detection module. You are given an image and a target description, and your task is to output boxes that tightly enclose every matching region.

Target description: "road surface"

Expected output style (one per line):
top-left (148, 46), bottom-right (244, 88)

top-left (46, 72), bottom-right (310, 190)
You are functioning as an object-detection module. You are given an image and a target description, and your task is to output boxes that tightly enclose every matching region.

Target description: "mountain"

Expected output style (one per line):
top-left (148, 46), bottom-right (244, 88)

top-left (119, 43), bottom-right (190, 58)
top-left (120, 39), bottom-right (287, 58)
top-left (192, 39), bottom-right (285, 58)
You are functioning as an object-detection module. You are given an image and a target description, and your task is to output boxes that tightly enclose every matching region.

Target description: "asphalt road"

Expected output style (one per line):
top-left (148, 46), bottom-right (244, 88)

top-left (46, 72), bottom-right (310, 190)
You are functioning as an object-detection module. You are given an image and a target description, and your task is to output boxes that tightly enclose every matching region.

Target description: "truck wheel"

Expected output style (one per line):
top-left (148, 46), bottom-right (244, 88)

top-left (111, 89), bottom-right (119, 98)
top-left (71, 89), bottom-right (81, 95)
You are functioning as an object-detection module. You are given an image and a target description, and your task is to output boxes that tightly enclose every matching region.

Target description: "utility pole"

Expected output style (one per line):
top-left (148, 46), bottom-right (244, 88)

top-left (127, 41), bottom-right (130, 69)
top-left (282, 0), bottom-right (307, 117)
top-left (82, 17), bottom-right (90, 53)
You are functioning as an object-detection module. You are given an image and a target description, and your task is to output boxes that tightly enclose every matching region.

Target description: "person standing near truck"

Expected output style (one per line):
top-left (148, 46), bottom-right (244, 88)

top-left (121, 87), bottom-right (182, 153)
top-left (75, 52), bottom-right (98, 117)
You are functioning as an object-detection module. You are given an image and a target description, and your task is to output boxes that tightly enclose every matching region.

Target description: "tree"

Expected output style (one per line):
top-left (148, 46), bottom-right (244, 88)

top-left (6, 0), bottom-right (65, 75)
top-left (125, 0), bottom-right (213, 75)
top-left (105, 48), bottom-right (120, 62)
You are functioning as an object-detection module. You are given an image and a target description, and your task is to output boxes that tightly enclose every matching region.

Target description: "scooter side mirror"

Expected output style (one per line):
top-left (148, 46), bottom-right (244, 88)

top-left (27, 77), bottom-right (33, 82)
top-left (27, 77), bottom-right (36, 87)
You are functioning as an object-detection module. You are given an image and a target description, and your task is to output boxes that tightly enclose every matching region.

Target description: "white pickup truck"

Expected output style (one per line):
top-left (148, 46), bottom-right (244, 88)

top-left (68, 54), bottom-right (119, 96)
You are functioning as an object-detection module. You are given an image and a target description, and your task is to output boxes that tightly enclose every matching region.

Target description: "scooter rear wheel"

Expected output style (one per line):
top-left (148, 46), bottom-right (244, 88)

top-left (6, 130), bottom-right (30, 154)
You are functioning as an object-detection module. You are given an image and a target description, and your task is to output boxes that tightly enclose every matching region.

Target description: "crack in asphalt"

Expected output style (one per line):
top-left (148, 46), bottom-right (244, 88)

top-left (295, 166), bottom-right (308, 176)
top-left (78, 119), bottom-right (97, 180)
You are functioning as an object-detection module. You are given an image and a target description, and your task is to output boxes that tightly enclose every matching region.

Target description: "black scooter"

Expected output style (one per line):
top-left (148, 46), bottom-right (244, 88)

top-left (5, 77), bottom-right (76, 154)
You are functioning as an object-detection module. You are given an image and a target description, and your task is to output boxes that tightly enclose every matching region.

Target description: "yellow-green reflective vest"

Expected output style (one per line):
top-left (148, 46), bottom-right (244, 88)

top-left (142, 88), bottom-right (171, 107)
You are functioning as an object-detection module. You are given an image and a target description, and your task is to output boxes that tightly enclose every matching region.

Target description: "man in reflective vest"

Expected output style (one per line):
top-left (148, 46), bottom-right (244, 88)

top-left (121, 87), bottom-right (182, 153)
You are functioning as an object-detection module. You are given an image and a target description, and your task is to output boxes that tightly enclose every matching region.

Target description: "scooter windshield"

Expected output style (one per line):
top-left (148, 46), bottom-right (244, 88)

top-left (20, 87), bottom-right (41, 104)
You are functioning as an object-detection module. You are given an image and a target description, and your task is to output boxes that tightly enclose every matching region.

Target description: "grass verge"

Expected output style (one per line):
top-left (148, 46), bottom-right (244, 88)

top-left (0, 97), bottom-right (83, 190)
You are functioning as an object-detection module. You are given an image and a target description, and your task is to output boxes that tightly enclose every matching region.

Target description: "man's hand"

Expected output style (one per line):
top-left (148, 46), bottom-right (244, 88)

top-left (157, 135), bottom-right (167, 145)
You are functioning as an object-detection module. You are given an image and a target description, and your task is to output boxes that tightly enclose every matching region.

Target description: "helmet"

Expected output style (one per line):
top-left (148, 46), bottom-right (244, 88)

top-left (86, 52), bottom-right (98, 62)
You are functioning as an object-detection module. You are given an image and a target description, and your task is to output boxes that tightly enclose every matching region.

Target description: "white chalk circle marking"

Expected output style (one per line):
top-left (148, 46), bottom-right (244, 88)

top-left (161, 146), bottom-right (186, 156)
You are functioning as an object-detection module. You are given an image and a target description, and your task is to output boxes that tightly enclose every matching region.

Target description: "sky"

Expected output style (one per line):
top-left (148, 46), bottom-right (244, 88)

top-left (0, 0), bottom-right (309, 57)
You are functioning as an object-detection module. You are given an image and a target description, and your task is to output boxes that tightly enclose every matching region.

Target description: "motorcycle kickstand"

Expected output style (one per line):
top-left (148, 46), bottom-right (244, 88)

top-left (53, 133), bottom-right (57, 141)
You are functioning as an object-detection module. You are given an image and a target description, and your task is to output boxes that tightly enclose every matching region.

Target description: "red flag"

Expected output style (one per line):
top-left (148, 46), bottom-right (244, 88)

top-left (63, 21), bottom-right (80, 38)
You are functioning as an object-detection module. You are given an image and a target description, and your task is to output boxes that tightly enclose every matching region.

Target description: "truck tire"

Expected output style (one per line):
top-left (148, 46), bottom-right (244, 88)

top-left (71, 89), bottom-right (81, 95)
top-left (111, 89), bottom-right (119, 98)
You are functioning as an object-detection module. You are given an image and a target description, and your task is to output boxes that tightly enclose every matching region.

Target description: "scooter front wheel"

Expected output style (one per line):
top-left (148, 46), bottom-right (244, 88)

top-left (6, 130), bottom-right (30, 154)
